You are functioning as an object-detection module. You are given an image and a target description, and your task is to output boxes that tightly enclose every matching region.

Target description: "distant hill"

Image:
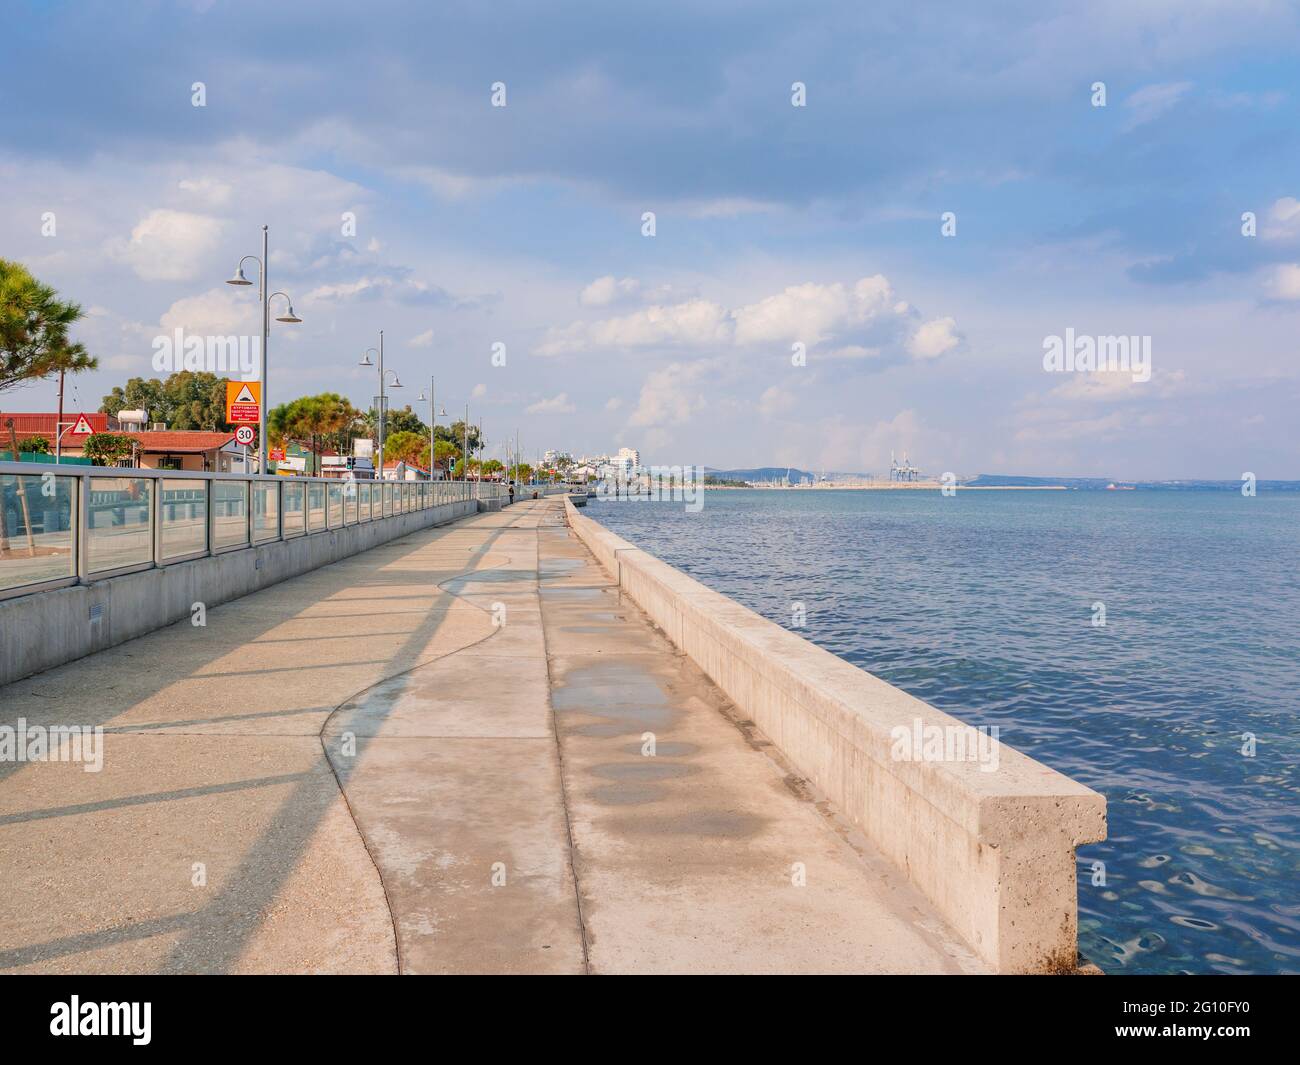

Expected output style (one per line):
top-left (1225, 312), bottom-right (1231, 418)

top-left (707, 466), bottom-right (820, 482)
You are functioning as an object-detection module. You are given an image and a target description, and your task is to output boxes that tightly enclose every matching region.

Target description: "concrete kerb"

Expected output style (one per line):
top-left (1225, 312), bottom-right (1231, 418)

top-left (563, 496), bottom-right (1106, 974)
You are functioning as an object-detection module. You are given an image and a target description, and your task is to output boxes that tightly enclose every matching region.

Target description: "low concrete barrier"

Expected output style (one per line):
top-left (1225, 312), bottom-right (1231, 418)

top-left (0, 499), bottom-right (478, 687)
top-left (564, 497), bottom-right (1105, 974)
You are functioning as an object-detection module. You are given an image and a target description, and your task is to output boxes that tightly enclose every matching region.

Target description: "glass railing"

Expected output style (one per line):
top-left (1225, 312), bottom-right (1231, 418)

top-left (0, 462), bottom-right (509, 600)
top-left (87, 476), bottom-right (153, 574)
top-left (212, 480), bottom-right (250, 550)
top-left (159, 479), bottom-right (207, 560)
top-left (0, 469), bottom-right (78, 588)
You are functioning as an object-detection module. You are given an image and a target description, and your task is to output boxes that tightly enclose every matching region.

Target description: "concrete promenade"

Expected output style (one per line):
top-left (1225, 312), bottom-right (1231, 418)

top-left (0, 498), bottom-right (986, 974)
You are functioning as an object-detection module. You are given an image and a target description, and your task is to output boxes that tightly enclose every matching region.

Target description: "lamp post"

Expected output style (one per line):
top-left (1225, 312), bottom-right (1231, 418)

top-left (358, 331), bottom-right (401, 480)
top-left (225, 225), bottom-right (302, 474)
top-left (417, 379), bottom-right (446, 480)
top-left (462, 404), bottom-right (470, 485)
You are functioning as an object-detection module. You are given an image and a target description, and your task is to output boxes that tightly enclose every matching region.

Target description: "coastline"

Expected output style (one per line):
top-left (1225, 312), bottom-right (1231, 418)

top-left (703, 483), bottom-right (1070, 491)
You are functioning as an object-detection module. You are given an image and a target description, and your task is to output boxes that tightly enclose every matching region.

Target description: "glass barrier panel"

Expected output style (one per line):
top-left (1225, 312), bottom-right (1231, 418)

top-left (345, 481), bottom-right (358, 524)
top-left (159, 479), bottom-right (207, 559)
top-left (252, 480), bottom-right (279, 542)
top-left (282, 481), bottom-right (305, 536)
top-left (359, 482), bottom-right (371, 520)
top-left (0, 471), bottom-right (77, 590)
top-left (212, 480), bottom-right (250, 550)
top-left (87, 476), bottom-right (152, 573)
top-left (307, 482), bottom-right (326, 531)
top-left (328, 482), bottom-right (343, 527)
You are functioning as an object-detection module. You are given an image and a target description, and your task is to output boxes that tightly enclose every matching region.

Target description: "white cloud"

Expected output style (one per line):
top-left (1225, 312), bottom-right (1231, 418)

top-left (176, 178), bottom-right (233, 208)
top-left (159, 287), bottom-right (257, 336)
top-left (1123, 81), bottom-right (1193, 130)
top-left (537, 298), bottom-right (732, 355)
top-left (907, 316), bottom-right (960, 359)
top-left (527, 392), bottom-right (576, 414)
top-left (471, 383), bottom-right (487, 398)
top-left (1268, 263), bottom-right (1300, 299)
top-left (580, 276), bottom-right (641, 306)
top-left (537, 274), bottom-right (955, 363)
top-left (733, 276), bottom-right (895, 346)
top-left (629, 362), bottom-right (707, 429)
top-left (1047, 368), bottom-right (1186, 403)
top-left (757, 384), bottom-right (795, 417)
top-left (605, 397), bottom-right (623, 411)
top-left (409, 328), bottom-right (434, 347)
top-left (108, 209), bottom-right (224, 281)
top-left (1263, 197), bottom-right (1300, 242)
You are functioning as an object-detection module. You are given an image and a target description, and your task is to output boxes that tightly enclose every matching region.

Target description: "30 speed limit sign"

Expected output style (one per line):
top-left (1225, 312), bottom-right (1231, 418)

top-left (235, 426), bottom-right (255, 446)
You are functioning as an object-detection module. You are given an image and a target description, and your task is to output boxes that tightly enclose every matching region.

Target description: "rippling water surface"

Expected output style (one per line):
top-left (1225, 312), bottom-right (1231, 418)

top-left (590, 489), bottom-right (1299, 974)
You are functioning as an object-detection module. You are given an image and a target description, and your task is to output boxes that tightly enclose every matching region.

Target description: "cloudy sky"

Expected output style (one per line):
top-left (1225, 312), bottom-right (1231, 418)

top-left (2, 0), bottom-right (1299, 477)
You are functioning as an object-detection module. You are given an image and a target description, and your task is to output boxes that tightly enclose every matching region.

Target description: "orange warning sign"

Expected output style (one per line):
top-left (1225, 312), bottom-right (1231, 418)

top-left (69, 414), bottom-right (95, 435)
top-left (225, 381), bottom-right (261, 424)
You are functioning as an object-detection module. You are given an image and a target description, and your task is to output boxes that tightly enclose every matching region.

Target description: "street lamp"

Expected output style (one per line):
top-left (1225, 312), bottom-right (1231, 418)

top-left (359, 331), bottom-right (402, 480)
top-left (225, 225), bottom-right (302, 474)
top-left (417, 381), bottom-right (447, 480)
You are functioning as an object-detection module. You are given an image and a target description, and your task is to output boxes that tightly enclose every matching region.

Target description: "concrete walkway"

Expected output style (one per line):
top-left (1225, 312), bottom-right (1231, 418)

top-left (0, 499), bottom-right (985, 974)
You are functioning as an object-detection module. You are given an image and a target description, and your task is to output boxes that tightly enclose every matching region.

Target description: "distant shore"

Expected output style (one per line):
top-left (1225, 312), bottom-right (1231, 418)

top-left (704, 482), bottom-right (1069, 491)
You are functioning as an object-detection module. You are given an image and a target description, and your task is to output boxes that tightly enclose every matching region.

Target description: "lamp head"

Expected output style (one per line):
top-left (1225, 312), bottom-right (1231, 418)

top-left (275, 303), bottom-right (302, 324)
top-left (226, 267), bottom-right (253, 287)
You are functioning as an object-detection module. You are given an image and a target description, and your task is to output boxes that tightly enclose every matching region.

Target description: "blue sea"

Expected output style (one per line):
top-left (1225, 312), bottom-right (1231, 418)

top-left (589, 488), bottom-right (1300, 975)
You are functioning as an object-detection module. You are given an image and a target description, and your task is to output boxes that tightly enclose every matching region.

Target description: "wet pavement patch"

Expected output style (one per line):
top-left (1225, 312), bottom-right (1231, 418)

top-left (551, 662), bottom-right (678, 732)
top-left (590, 761), bottom-right (697, 783)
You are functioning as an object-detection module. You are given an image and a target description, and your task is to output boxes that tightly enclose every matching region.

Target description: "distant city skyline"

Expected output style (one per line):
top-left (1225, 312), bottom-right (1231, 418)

top-left (3, 2), bottom-right (1299, 478)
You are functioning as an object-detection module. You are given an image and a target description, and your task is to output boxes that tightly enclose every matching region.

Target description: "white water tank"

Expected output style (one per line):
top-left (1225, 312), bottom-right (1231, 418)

top-left (116, 409), bottom-right (148, 426)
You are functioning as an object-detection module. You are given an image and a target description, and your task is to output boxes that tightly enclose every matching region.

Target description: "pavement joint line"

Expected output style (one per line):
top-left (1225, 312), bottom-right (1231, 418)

top-left (314, 518), bottom-right (526, 976)
top-left (537, 517), bottom-right (593, 975)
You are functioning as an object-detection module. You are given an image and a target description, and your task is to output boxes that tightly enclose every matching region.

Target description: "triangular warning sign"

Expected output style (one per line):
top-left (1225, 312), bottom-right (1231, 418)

top-left (71, 414), bottom-right (94, 435)
top-left (232, 383), bottom-right (257, 405)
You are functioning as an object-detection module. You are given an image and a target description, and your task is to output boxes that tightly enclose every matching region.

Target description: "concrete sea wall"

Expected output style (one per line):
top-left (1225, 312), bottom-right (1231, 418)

top-left (564, 496), bottom-right (1106, 974)
top-left (0, 498), bottom-right (480, 688)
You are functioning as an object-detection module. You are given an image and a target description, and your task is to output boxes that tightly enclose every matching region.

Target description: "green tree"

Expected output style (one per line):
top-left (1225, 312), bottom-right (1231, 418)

top-left (269, 393), bottom-right (356, 475)
top-left (443, 419), bottom-right (482, 454)
top-left (384, 429), bottom-right (427, 466)
top-left (0, 259), bottom-right (97, 394)
top-left (482, 458), bottom-right (503, 477)
top-left (20, 434), bottom-right (51, 454)
top-left (100, 372), bottom-right (231, 430)
top-left (82, 432), bottom-right (139, 467)
top-left (433, 438), bottom-right (461, 475)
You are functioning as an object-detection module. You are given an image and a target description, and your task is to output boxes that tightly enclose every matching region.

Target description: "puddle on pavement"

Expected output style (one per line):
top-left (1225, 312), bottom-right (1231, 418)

top-left (590, 761), bottom-right (697, 782)
top-left (539, 587), bottom-right (607, 601)
top-left (608, 810), bottom-right (767, 839)
top-left (551, 661), bottom-right (677, 732)
top-left (621, 741), bottom-right (698, 758)
top-left (539, 557), bottom-right (586, 574)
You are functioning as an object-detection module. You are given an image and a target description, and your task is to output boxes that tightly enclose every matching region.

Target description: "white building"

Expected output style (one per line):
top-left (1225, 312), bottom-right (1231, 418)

top-left (614, 447), bottom-right (641, 478)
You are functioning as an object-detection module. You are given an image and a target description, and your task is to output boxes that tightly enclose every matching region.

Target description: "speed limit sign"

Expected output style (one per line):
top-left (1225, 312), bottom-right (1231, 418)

top-left (235, 426), bottom-right (255, 446)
